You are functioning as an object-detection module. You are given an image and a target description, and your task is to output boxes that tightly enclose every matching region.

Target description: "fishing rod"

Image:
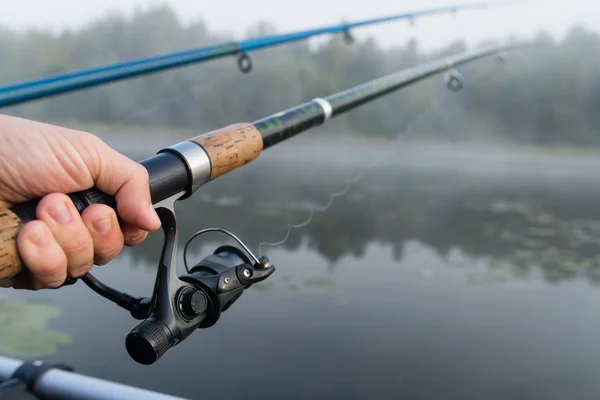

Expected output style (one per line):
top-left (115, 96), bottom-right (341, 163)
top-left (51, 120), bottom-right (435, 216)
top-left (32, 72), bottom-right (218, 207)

top-left (0, 2), bottom-right (505, 108)
top-left (0, 41), bottom-right (526, 372)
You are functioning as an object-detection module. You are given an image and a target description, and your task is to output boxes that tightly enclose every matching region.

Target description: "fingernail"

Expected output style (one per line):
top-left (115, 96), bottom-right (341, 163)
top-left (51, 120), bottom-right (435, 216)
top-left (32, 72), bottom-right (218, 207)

top-left (29, 229), bottom-right (49, 248)
top-left (49, 203), bottom-right (72, 225)
top-left (93, 217), bottom-right (111, 234)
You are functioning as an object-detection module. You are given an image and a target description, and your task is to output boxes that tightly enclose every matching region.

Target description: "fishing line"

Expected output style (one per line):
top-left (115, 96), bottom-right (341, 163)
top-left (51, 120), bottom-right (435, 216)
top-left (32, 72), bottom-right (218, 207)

top-left (257, 63), bottom-right (497, 256)
top-left (87, 45), bottom-right (523, 263)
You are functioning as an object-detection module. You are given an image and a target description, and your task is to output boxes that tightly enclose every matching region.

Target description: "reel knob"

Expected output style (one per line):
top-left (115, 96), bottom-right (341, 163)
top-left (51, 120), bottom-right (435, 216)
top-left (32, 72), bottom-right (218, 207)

top-left (178, 287), bottom-right (208, 320)
top-left (125, 318), bottom-right (174, 365)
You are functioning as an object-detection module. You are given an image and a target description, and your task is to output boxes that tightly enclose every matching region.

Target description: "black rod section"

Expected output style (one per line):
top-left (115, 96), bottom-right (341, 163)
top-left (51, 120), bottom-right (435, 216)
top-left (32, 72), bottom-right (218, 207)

top-left (253, 42), bottom-right (527, 149)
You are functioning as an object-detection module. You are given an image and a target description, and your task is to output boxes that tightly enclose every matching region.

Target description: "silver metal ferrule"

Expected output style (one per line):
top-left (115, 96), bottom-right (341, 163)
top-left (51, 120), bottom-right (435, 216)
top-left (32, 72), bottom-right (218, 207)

top-left (312, 97), bottom-right (333, 121)
top-left (161, 140), bottom-right (212, 195)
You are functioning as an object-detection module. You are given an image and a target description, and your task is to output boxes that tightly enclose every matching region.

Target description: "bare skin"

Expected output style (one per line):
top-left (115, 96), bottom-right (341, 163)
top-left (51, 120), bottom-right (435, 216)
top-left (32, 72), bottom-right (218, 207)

top-left (0, 114), bottom-right (161, 290)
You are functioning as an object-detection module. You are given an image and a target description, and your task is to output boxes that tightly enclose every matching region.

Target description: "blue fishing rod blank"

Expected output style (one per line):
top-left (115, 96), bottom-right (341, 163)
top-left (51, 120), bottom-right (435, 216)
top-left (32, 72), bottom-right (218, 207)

top-left (0, 2), bottom-right (503, 108)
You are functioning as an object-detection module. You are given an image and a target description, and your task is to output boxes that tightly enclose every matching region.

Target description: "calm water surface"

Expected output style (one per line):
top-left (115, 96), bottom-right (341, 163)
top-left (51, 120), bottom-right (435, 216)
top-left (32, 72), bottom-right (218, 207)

top-left (4, 140), bottom-right (600, 399)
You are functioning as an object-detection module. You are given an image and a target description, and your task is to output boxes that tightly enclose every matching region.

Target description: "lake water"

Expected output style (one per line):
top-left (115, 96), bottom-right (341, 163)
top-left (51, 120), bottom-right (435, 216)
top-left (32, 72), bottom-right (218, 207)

top-left (4, 138), bottom-right (600, 400)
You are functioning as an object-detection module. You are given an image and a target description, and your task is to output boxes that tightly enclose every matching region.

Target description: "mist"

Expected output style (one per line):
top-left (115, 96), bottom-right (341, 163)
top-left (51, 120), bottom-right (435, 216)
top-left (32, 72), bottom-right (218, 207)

top-left (1, 3), bottom-right (600, 400)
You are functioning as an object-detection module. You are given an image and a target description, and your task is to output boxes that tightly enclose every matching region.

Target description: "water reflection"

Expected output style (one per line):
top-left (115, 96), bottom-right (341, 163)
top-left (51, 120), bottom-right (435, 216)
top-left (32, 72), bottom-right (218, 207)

top-left (10, 144), bottom-right (600, 400)
top-left (125, 154), bottom-right (600, 289)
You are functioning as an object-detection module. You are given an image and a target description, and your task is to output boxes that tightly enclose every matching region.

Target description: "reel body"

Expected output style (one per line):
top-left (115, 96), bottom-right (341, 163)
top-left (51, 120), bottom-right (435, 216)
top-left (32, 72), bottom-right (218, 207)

top-left (79, 192), bottom-right (275, 365)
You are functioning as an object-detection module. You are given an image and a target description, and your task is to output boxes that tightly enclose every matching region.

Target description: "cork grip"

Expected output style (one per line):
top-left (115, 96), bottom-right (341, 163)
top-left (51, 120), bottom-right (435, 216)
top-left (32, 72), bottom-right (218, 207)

top-left (191, 123), bottom-right (263, 181)
top-left (0, 209), bottom-right (24, 281)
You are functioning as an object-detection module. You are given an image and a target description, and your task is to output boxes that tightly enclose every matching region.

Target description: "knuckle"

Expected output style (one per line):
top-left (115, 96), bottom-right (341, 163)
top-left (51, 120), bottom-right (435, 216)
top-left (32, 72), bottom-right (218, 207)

top-left (134, 164), bottom-right (150, 183)
top-left (95, 249), bottom-right (121, 266)
top-left (69, 260), bottom-right (94, 277)
top-left (62, 232), bottom-right (93, 254)
top-left (46, 279), bottom-right (66, 289)
top-left (35, 258), bottom-right (63, 275)
top-left (34, 260), bottom-right (66, 281)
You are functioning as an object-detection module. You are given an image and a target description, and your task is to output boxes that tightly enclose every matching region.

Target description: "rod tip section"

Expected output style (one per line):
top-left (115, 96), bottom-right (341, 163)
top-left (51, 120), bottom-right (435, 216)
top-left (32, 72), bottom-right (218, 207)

top-left (191, 123), bottom-right (263, 181)
top-left (0, 209), bottom-right (24, 281)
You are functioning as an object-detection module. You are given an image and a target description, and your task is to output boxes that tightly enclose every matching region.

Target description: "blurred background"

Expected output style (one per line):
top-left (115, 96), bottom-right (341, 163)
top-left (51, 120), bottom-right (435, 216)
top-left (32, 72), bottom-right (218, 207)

top-left (1, 1), bottom-right (600, 399)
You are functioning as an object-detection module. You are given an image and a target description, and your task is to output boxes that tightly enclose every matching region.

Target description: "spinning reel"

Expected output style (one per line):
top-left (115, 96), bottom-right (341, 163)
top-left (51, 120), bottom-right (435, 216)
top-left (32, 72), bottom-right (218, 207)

top-left (76, 192), bottom-right (275, 365)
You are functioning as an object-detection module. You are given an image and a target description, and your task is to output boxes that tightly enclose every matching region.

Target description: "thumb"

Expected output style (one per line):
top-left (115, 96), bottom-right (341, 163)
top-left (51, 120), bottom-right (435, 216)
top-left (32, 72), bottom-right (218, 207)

top-left (84, 136), bottom-right (161, 232)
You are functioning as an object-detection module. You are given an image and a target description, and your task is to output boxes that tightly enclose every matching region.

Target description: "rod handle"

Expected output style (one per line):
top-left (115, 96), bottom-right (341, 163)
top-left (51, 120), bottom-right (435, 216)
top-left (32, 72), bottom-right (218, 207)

top-left (0, 188), bottom-right (116, 281)
top-left (0, 122), bottom-right (264, 282)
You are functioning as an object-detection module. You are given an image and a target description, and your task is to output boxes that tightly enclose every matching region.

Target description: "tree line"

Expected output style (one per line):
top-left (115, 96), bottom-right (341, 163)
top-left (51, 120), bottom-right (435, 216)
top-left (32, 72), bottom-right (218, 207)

top-left (0, 5), bottom-right (599, 146)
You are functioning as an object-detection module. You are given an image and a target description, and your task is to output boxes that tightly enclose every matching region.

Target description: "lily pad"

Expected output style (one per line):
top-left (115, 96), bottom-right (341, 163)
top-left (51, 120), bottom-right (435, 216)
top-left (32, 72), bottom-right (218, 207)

top-left (0, 298), bottom-right (72, 358)
top-left (305, 279), bottom-right (333, 288)
top-left (0, 330), bottom-right (72, 358)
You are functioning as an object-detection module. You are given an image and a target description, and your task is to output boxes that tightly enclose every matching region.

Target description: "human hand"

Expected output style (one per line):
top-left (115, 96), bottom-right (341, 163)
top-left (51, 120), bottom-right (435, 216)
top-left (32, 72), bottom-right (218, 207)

top-left (0, 115), bottom-right (161, 290)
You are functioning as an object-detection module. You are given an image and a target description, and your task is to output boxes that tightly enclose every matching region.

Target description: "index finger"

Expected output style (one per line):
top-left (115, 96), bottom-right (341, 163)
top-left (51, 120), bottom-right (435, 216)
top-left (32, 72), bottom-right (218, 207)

top-left (77, 134), bottom-right (161, 232)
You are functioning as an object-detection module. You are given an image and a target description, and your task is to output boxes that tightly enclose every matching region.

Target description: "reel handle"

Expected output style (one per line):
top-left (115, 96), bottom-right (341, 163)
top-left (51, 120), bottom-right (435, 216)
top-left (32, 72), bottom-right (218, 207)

top-left (125, 318), bottom-right (174, 365)
top-left (125, 285), bottom-right (209, 365)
